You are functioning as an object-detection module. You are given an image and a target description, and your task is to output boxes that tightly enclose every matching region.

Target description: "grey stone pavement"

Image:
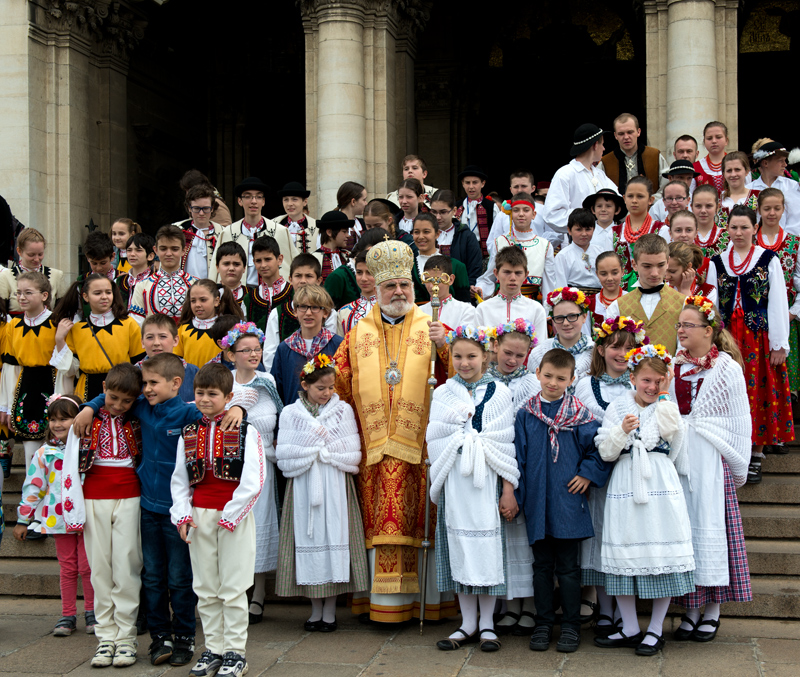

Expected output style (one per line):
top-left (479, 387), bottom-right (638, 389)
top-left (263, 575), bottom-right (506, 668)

top-left (1, 597), bottom-right (799, 676)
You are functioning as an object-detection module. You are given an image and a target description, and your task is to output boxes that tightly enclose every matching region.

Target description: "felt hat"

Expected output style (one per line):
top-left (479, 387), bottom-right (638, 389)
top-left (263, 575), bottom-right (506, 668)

top-left (570, 124), bottom-right (605, 157)
top-left (368, 197), bottom-right (400, 213)
top-left (536, 181), bottom-right (551, 191)
top-left (582, 188), bottom-right (627, 219)
top-left (318, 210), bottom-right (355, 233)
top-left (234, 177), bottom-right (271, 198)
top-left (753, 141), bottom-right (789, 165)
top-left (277, 181), bottom-right (310, 199)
top-left (458, 165), bottom-right (488, 182)
top-left (662, 160), bottom-right (700, 178)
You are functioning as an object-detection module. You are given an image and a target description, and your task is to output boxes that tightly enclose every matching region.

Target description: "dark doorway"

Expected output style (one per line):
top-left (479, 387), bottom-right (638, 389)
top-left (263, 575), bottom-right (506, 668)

top-left (126, 0), bottom-right (305, 233)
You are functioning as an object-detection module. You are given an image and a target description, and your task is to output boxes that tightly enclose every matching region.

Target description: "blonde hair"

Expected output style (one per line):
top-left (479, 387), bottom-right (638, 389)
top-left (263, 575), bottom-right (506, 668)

top-left (294, 284), bottom-right (334, 314)
top-left (682, 304), bottom-right (744, 369)
top-left (668, 241), bottom-right (704, 272)
top-left (632, 356), bottom-right (668, 376)
top-left (17, 228), bottom-right (46, 251)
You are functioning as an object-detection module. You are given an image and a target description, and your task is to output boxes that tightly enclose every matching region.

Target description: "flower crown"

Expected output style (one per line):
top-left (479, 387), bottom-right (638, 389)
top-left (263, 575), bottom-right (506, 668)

top-left (545, 286), bottom-right (589, 314)
top-left (445, 325), bottom-right (493, 351)
top-left (302, 353), bottom-right (335, 375)
top-left (594, 315), bottom-right (649, 345)
top-left (625, 343), bottom-right (673, 370)
top-left (493, 318), bottom-right (538, 347)
top-left (684, 295), bottom-right (719, 328)
top-left (220, 322), bottom-right (265, 350)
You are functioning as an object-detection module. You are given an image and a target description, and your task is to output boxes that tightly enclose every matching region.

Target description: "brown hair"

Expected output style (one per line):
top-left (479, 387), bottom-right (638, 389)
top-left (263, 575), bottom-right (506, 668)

top-left (17, 228), bottom-right (46, 251)
top-left (155, 224), bottom-right (187, 248)
top-left (669, 241), bottom-right (704, 273)
top-left (194, 362), bottom-right (234, 395)
top-left (632, 356), bottom-right (669, 376)
top-left (299, 364), bottom-right (336, 385)
top-left (113, 218), bottom-right (141, 237)
top-left (16, 271), bottom-right (52, 309)
top-left (703, 121), bottom-right (729, 139)
top-left (613, 113), bottom-right (639, 130)
top-left (691, 184), bottom-right (720, 205)
top-left (402, 154), bottom-right (428, 173)
top-left (663, 180), bottom-right (689, 199)
top-left (336, 181), bottom-right (366, 211)
top-left (669, 210), bottom-right (698, 231)
top-left (142, 313), bottom-right (179, 337)
top-left (626, 175), bottom-right (654, 196)
top-left (681, 303), bottom-right (744, 369)
top-left (179, 279), bottom-right (243, 325)
top-left (721, 152), bottom-right (751, 198)
top-left (596, 251), bottom-right (623, 269)
top-left (140, 352), bottom-right (185, 382)
top-left (44, 394), bottom-right (83, 442)
top-left (104, 363), bottom-right (143, 398)
top-left (540, 348), bottom-right (576, 376)
top-left (495, 245), bottom-right (528, 272)
top-left (397, 178), bottom-right (424, 197)
top-left (589, 330), bottom-right (638, 377)
top-left (52, 274), bottom-right (128, 326)
top-left (632, 233), bottom-right (669, 261)
top-left (758, 187), bottom-right (785, 208)
top-left (185, 185), bottom-right (218, 218)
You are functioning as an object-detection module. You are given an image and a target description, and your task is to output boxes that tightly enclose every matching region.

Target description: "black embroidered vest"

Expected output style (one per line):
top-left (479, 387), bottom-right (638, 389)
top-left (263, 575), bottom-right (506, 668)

top-left (182, 419), bottom-right (249, 485)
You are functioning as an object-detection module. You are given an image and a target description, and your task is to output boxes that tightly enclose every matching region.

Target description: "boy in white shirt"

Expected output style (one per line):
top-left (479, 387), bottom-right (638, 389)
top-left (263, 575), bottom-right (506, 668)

top-left (455, 165), bottom-right (500, 257)
top-left (386, 154), bottom-right (438, 207)
top-left (583, 188), bottom-right (625, 253)
top-left (418, 256), bottom-right (475, 331)
top-left (272, 182), bottom-right (318, 254)
top-left (487, 170), bottom-right (536, 254)
top-left (554, 209), bottom-right (602, 295)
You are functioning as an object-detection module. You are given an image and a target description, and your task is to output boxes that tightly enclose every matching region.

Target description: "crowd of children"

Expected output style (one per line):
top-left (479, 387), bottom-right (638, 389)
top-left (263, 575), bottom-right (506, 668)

top-left (2, 121), bottom-right (794, 672)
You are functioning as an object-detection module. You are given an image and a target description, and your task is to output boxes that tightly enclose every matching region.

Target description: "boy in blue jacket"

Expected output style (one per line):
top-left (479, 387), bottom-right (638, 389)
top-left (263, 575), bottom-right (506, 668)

top-left (72, 353), bottom-right (244, 668)
top-left (514, 349), bottom-right (610, 654)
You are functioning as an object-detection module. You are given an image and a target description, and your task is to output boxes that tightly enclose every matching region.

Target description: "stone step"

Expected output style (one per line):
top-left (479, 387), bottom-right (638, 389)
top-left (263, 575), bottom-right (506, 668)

top-left (0, 533), bottom-right (57, 558)
top-left (746, 539), bottom-right (800, 575)
top-left (763, 450), bottom-right (800, 474)
top-left (741, 504), bottom-right (800, 538)
top-left (0, 558), bottom-right (85, 597)
top-left (737, 475), bottom-right (800, 504)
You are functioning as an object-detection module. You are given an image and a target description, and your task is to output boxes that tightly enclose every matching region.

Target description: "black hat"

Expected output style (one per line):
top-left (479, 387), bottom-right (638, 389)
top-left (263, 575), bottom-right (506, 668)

top-left (277, 181), bottom-right (310, 199)
top-left (570, 124), bottom-right (605, 157)
top-left (318, 210), bottom-right (355, 234)
top-left (663, 160), bottom-right (700, 178)
top-left (234, 177), bottom-right (271, 198)
top-left (582, 188), bottom-right (627, 219)
top-left (457, 165), bottom-right (488, 182)
top-left (368, 197), bottom-right (400, 213)
top-left (753, 141), bottom-right (789, 165)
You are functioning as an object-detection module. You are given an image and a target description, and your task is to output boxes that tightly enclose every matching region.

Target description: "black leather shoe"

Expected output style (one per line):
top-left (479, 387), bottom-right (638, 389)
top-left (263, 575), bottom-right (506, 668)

top-left (249, 601), bottom-right (264, 625)
top-left (529, 625), bottom-right (553, 651)
top-left (319, 620), bottom-right (338, 632)
top-left (479, 631), bottom-right (501, 652)
top-left (304, 620), bottom-right (323, 631)
top-left (594, 629), bottom-right (644, 648)
top-left (672, 615), bottom-right (698, 641)
top-left (437, 628), bottom-right (479, 651)
top-left (691, 618), bottom-right (720, 642)
top-left (557, 628), bottom-right (581, 653)
top-left (593, 615), bottom-right (619, 638)
top-left (635, 631), bottom-right (665, 656)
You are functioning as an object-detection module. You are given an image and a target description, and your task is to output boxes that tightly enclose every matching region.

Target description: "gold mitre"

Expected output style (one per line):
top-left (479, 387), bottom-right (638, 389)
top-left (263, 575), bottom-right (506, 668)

top-left (366, 238), bottom-right (415, 286)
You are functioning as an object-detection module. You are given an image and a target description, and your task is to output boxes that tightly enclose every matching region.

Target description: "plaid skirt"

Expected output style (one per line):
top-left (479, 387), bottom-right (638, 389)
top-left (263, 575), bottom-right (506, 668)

top-left (435, 481), bottom-right (508, 597)
top-left (275, 475), bottom-right (370, 599)
top-left (672, 459), bottom-right (752, 607)
top-left (605, 570), bottom-right (695, 599)
top-left (581, 569), bottom-right (607, 587)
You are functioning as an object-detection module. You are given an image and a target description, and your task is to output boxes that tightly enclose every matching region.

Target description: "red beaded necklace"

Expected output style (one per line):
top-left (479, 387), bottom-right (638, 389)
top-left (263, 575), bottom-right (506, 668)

top-left (695, 223), bottom-right (718, 247)
top-left (757, 228), bottom-right (784, 252)
top-left (599, 288), bottom-right (623, 306)
top-left (728, 245), bottom-right (756, 275)
top-left (623, 214), bottom-right (653, 243)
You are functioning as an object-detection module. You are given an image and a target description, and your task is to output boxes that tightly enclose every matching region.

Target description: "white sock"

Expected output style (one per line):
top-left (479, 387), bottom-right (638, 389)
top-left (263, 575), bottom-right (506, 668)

top-left (596, 586), bottom-right (614, 624)
top-left (641, 597), bottom-right (670, 645)
top-left (308, 598), bottom-right (323, 623)
top-left (607, 595), bottom-right (638, 639)
top-left (249, 573), bottom-right (267, 615)
top-left (497, 598), bottom-right (521, 627)
top-left (478, 594), bottom-right (497, 638)
top-left (698, 603), bottom-right (721, 632)
top-left (519, 597), bottom-right (536, 628)
top-left (322, 595), bottom-right (337, 623)
top-left (452, 593), bottom-right (478, 638)
top-left (679, 607), bottom-right (701, 631)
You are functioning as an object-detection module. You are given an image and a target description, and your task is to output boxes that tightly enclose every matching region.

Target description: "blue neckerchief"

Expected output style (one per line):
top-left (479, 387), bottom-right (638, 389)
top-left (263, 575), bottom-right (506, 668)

top-left (453, 372), bottom-right (495, 397)
top-left (599, 370), bottom-right (632, 386)
top-left (488, 364), bottom-right (527, 385)
top-left (554, 334), bottom-right (591, 356)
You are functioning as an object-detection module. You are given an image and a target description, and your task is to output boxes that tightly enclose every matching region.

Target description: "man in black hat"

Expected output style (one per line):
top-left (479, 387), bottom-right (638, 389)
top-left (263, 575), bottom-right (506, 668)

top-left (272, 181), bottom-right (319, 254)
top-left (539, 124), bottom-right (618, 246)
top-left (751, 142), bottom-right (800, 234)
top-left (649, 160), bottom-right (700, 223)
top-left (599, 113), bottom-right (669, 199)
top-left (455, 165), bottom-right (499, 258)
top-left (213, 176), bottom-right (298, 285)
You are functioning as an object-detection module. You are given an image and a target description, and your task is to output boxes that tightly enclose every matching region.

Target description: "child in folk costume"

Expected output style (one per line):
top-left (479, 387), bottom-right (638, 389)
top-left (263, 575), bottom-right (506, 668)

top-left (671, 297), bottom-right (753, 641)
top-left (516, 349), bottom-right (608, 653)
top-left (427, 326), bottom-right (519, 653)
top-left (613, 177), bottom-right (661, 289)
top-left (222, 323), bottom-right (283, 626)
top-left (594, 345), bottom-right (694, 656)
top-left (273, 182), bottom-right (318, 254)
top-left (215, 243), bottom-right (248, 316)
top-left (395, 178), bottom-right (427, 234)
top-left (275, 354), bottom-right (369, 631)
top-left (419, 256), bottom-right (476, 331)
top-left (573, 317), bottom-right (647, 638)
top-left (749, 141), bottom-right (800, 235)
top-left (110, 218), bottom-right (141, 276)
top-left (248, 236), bottom-right (289, 330)
top-left (477, 193), bottom-right (556, 303)
top-left (0, 228), bottom-right (65, 317)
top-left (51, 274), bottom-right (145, 402)
top-left (668, 242), bottom-right (718, 305)
top-left (337, 249), bottom-right (377, 336)
top-left (314, 211), bottom-right (353, 284)
top-left (757, 188), bottom-right (800, 405)
top-left (693, 121), bottom-right (729, 194)
top-left (456, 165), bottom-right (501, 258)
top-left (115, 233), bottom-right (155, 309)
top-left (585, 188), bottom-right (626, 253)
top-left (0, 311), bottom-right (14, 479)
top-left (325, 228), bottom-right (388, 311)
top-left (13, 394), bottom-right (96, 637)
top-left (176, 184), bottom-right (224, 281)
top-left (718, 152), bottom-right (760, 227)
top-left (529, 288), bottom-right (594, 385)
top-left (487, 320), bottom-right (539, 637)
top-left (693, 185), bottom-right (729, 257)
top-left (429, 189), bottom-right (483, 287)
top-left (411, 214), bottom-right (472, 304)
top-left (553, 208), bottom-right (602, 296)
top-left (665, 211), bottom-right (718, 290)
top-left (175, 279), bottom-right (243, 368)
top-left (586, 253), bottom-right (626, 330)
top-left (62, 364), bottom-right (144, 668)
top-left (711, 205), bottom-right (794, 483)
top-left (336, 181), bottom-right (368, 250)
top-left (655, 180), bottom-right (691, 234)
top-left (170, 364), bottom-right (265, 677)
top-left (474, 245), bottom-right (548, 340)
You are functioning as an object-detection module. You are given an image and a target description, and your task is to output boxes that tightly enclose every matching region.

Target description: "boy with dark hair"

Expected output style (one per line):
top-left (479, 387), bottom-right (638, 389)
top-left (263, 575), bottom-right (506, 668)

top-left (337, 248), bottom-right (377, 335)
top-left (178, 169), bottom-right (232, 227)
top-left (116, 233), bottom-right (155, 308)
top-left (515, 348), bottom-right (608, 653)
top-left (455, 165), bottom-right (500, 257)
top-left (130, 225), bottom-right (197, 325)
top-left (175, 184), bottom-right (224, 281)
top-left (272, 181), bottom-right (318, 254)
top-left (71, 354), bottom-right (246, 671)
top-left (475, 246), bottom-right (548, 339)
top-left (81, 231), bottom-right (117, 281)
top-left (606, 233), bottom-right (684, 353)
top-left (216, 242), bottom-right (248, 315)
top-left (582, 188), bottom-right (625, 252)
top-left (170, 363), bottom-right (266, 677)
top-left (553, 208), bottom-right (602, 295)
top-left (246, 236), bottom-right (289, 330)
top-left (139, 314), bottom-right (199, 402)
top-left (314, 211), bottom-right (352, 284)
top-left (62, 363), bottom-right (144, 668)
top-left (419, 255), bottom-right (475, 330)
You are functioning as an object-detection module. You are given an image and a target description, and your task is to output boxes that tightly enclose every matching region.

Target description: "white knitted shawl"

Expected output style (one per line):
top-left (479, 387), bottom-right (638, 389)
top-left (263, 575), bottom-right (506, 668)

top-left (596, 391), bottom-right (688, 504)
top-left (426, 380), bottom-right (519, 505)
top-left (276, 394), bottom-right (361, 535)
top-left (670, 352), bottom-right (752, 487)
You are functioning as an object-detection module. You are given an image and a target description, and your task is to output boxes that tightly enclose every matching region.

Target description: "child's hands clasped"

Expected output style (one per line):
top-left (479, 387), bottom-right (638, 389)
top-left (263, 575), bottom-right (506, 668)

top-left (621, 414), bottom-right (639, 434)
top-left (567, 475), bottom-right (591, 495)
top-left (499, 481), bottom-right (519, 522)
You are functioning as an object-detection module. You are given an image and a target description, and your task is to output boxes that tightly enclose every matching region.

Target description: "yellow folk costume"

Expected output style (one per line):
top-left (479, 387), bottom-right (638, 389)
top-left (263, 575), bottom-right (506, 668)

top-left (334, 240), bottom-right (457, 623)
top-left (0, 264), bottom-right (66, 316)
top-left (51, 312), bottom-right (144, 401)
top-left (174, 318), bottom-right (220, 368)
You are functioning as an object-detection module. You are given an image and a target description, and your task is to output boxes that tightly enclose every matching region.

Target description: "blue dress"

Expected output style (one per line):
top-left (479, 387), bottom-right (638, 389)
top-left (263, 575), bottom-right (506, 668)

top-left (270, 335), bottom-right (343, 406)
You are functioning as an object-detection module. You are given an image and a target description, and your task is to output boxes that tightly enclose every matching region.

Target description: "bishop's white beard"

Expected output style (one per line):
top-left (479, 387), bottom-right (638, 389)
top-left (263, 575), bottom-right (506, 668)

top-left (377, 287), bottom-right (415, 318)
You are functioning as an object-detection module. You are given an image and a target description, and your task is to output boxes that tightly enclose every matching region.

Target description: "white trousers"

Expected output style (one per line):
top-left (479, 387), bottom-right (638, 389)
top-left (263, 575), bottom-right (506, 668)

top-left (189, 508), bottom-right (255, 655)
top-left (23, 440), bottom-right (40, 468)
top-left (84, 497), bottom-right (142, 643)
